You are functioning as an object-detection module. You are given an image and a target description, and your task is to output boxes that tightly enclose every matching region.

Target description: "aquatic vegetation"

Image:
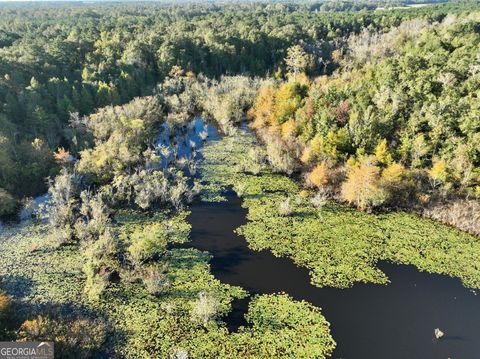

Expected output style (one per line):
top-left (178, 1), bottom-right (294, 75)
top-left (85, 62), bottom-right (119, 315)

top-left (0, 206), bottom-right (335, 357)
top-left (199, 130), bottom-right (480, 289)
top-left (0, 224), bottom-right (84, 304)
top-left (235, 294), bottom-right (336, 359)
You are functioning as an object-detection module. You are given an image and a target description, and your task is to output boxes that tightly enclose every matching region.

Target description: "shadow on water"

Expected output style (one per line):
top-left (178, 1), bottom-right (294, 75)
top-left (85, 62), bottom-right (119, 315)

top-left (185, 189), bottom-right (480, 359)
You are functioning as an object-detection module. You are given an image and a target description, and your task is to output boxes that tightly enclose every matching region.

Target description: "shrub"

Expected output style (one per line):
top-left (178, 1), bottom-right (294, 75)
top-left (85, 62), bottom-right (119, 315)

top-left (278, 198), bottom-right (293, 216)
top-left (77, 96), bottom-right (164, 182)
top-left (0, 291), bottom-right (12, 338)
top-left (374, 139), bottom-right (393, 166)
top-left (83, 271), bottom-right (109, 302)
top-left (201, 76), bottom-right (261, 134)
top-left (265, 135), bottom-right (297, 175)
top-left (113, 170), bottom-right (195, 211)
top-left (170, 349), bottom-right (189, 359)
top-left (0, 292), bottom-right (11, 319)
top-left (82, 229), bottom-right (120, 301)
top-left (423, 198), bottom-right (480, 237)
top-left (248, 85), bottom-right (276, 130)
top-left (142, 265), bottom-right (170, 296)
top-left (0, 189), bottom-right (18, 217)
top-left (190, 292), bottom-right (220, 326)
top-left (281, 119), bottom-right (297, 138)
top-left (308, 162), bottom-right (330, 189)
top-left (75, 191), bottom-right (111, 243)
top-left (272, 81), bottom-right (308, 125)
top-left (381, 162), bottom-right (406, 183)
top-left (113, 170), bottom-right (169, 209)
top-left (300, 147), bottom-right (314, 165)
top-left (128, 223), bottom-right (168, 266)
top-left (169, 180), bottom-right (191, 211)
top-left (429, 159), bottom-right (450, 190)
top-left (311, 191), bottom-right (328, 209)
top-left (238, 147), bottom-right (265, 175)
top-left (54, 147), bottom-right (73, 167)
top-left (43, 169), bottom-right (84, 244)
top-left (18, 314), bottom-right (106, 359)
top-left (234, 182), bottom-right (248, 197)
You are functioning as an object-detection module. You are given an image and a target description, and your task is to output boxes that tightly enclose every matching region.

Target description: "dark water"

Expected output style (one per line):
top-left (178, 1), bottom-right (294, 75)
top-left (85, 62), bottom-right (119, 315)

top-left (155, 117), bottom-right (219, 169)
top-left (186, 190), bottom-right (480, 359)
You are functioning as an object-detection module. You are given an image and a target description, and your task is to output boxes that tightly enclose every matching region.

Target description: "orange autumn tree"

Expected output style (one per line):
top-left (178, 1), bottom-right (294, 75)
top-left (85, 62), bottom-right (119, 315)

top-left (54, 147), bottom-right (72, 167)
top-left (248, 86), bottom-right (276, 130)
top-left (341, 156), bottom-right (385, 211)
top-left (308, 162), bottom-right (330, 188)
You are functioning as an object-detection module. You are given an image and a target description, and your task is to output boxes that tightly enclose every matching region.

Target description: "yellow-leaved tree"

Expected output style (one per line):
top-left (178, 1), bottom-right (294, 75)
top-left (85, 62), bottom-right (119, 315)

top-left (380, 162), bottom-right (413, 206)
top-left (374, 139), bottom-right (393, 166)
top-left (308, 162), bottom-right (330, 189)
top-left (429, 159), bottom-right (449, 189)
top-left (248, 85), bottom-right (276, 129)
top-left (341, 156), bottom-right (385, 211)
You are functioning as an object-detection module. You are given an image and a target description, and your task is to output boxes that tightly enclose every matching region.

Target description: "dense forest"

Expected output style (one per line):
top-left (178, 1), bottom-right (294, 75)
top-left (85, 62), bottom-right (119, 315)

top-left (0, 1), bottom-right (479, 358)
top-left (248, 12), bottom-right (480, 233)
top-left (0, 0), bottom-right (478, 215)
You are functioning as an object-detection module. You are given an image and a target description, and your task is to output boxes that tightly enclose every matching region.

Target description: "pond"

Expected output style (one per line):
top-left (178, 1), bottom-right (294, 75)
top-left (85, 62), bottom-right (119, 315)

top-left (186, 189), bottom-right (480, 359)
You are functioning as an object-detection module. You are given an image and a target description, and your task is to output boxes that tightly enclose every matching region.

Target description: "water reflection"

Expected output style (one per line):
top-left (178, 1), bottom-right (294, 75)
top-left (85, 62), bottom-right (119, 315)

top-left (154, 117), bottom-right (219, 172)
